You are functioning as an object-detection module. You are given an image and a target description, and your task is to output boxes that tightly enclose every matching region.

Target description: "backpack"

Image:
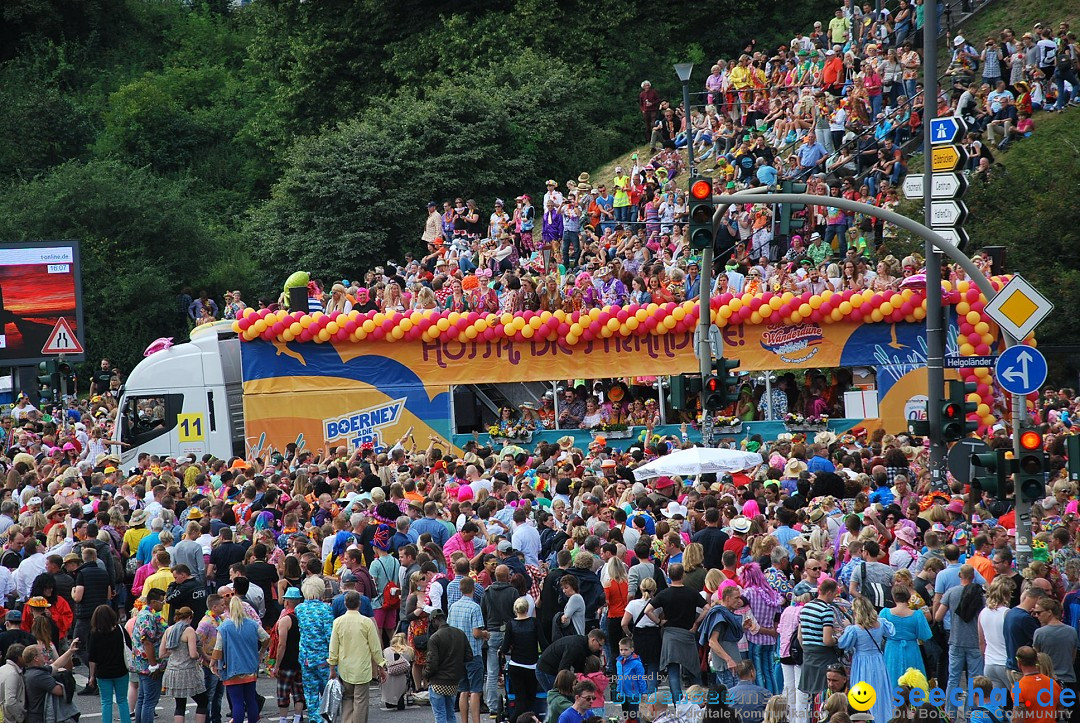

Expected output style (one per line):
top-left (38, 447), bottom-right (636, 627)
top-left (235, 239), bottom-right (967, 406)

top-left (373, 556), bottom-right (401, 609)
top-left (781, 622), bottom-right (803, 665)
top-left (352, 565), bottom-right (377, 600)
top-left (955, 583), bottom-right (985, 623)
top-left (268, 607), bottom-right (295, 662)
top-left (859, 561), bottom-right (894, 611)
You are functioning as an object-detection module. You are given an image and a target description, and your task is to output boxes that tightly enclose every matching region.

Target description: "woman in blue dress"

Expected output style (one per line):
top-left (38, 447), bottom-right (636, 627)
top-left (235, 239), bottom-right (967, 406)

top-left (838, 597), bottom-right (896, 723)
top-left (880, 585), bottom-right (933, 685)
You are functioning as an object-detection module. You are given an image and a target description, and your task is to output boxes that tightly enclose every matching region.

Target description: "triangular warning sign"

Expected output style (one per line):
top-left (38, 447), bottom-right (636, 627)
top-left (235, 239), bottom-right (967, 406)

top-left (41, 317), bottom-right (84, 354)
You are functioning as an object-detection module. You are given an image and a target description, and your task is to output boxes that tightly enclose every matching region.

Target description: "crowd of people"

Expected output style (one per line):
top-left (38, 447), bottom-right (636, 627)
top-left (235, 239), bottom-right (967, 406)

top-left (2, 377), bottom-right (1080, 723)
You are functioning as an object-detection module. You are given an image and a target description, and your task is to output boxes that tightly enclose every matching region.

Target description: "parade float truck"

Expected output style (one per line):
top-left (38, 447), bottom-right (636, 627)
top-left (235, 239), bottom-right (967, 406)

top-left (118, 278), bottom-right (1024, 465)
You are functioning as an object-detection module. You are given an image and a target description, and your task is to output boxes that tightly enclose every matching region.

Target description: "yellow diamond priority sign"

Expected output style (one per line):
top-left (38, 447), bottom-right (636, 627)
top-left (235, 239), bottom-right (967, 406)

top-left (983, 274), bottom-right (1053, 341)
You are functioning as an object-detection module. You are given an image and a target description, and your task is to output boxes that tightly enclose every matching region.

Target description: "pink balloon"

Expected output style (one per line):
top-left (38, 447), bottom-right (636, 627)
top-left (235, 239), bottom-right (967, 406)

top-left (582, 329), bottom-right (595, 342)
top-left (674, 321), bottom-right (687, 334)
top-left (890, 310), bottom-right (905, 323)
top-left (975, 344), bottom-right (991, 356)
top-left (810, 310), bottom-right (823, 323)
top-left (237, 318), bottom-right (252, 331)
top-left (719, 293), bottom-right (733, 306)
top-left (522, 311), bottom-right (534, 322)
top-left (644, 317), bottom-right (658, 330)
top-left (851, 309), bottom-right (863, 322)
top-left (482, 328), bottom-right (496, 341)
top-left (626, 304), bottom-right (640, 315)
top-left (1028, 392), bottom-right (1040, 401)
top-left (971, 301), bottom-right (985, 313)
top-left (381, 320), bottom-right (395, 332)
top-left (590, 321), bottom-right (602, 334)
top-left (371, 328), bottom-right (385, 340)
top-left (966, 288), bottom-right (980, 302)
top-left (617, 310), bottom-right (629, 322)
top-left (900, 302), bottom-right (914, 316)
top-left (344, 321), bottom-right (358, 333)
top-left (597, 312), bottom-right (610, 325)
top-left (967, 332), bottom-right (982, 345)
top-left (557, 323), bottom-right (570, 335)
top-left (271, 322), bottom-right (285, 335)
top-left (976, 383), bottom-right (990, 396)
top-left (779, 304), bottom-right (792, 317)
top-left (749, 297), bottom-right (763, 310)
top-left (335, 329), bottom-right (350, 342)
top-left (298, 330), bottom-right (313, 342)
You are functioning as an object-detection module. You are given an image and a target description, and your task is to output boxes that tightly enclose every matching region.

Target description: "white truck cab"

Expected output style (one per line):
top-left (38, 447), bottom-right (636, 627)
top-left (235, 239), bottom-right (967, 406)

top-left (117, 322), bottom-right (244, 466)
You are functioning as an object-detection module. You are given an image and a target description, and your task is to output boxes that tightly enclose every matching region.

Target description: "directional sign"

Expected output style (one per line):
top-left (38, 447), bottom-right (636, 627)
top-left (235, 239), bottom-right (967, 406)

top-left (984, 274), bottom-right (1054, 342)
top-left (929, 200), bottom-right (968, 227)
top-left (41, 317), bottom-right (83, 354)
top-left (931, 145), bottom-right (968, 172)
top-left (945, 354), bottom-right (997, 369)
top-left (693, 324), bottom-right (724, 359)
top-left (995, 345), bottom-right (1048, 396)
top-left (933, 227), bottom-right (970, 249)
top-left (929, 116), bottom-right (968, 145)
top-left (948, 438), bottom-right (990, 486)
top-left (903, 173), bottom-right (969, 200)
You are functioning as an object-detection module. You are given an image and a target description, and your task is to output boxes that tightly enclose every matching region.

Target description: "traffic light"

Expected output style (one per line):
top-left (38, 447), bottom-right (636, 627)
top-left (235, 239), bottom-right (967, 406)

top-left (669, 374), bottom-right (702, 411)
top-left (941, 380), bottom-right (979, 443)
top-left (703, 375), bottom-right (725, 411)
top-left (1016, 427), bottom-right (1047, 503)
top-left (57, 359), bottom-right (75, 397)
top-left (971, 449), bottom-right (1010, 498)
top-left (778, 180), bottom-right (808, 236)
top-left (36, 361), bottom-right (58, 402)
top-left (688, 177), bottom-right (714, 250)
top-left (1067, 435), bottom-right (1080, 483)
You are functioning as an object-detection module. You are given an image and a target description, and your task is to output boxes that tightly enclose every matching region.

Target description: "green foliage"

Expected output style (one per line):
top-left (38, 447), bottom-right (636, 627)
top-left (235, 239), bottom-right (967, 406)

top-left (0, 160), bottom-right (250, 370)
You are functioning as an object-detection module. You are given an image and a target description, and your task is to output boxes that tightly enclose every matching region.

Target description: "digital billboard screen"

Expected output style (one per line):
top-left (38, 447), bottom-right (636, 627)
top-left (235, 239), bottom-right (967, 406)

top-left (0, 240), bottom-right (85, 366)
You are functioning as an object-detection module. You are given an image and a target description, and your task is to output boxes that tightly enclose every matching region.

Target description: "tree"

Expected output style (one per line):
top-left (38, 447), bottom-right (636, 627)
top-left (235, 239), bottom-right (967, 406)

top-left (0, 160), bottom-right (248, 370)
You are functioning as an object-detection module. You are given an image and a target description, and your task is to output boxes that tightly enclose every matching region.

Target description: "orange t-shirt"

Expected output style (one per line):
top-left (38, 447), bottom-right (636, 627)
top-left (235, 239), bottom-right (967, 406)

top-left (969, 553), bottom-right (996, 583)
top-left (1017, 673), bottom-right (1060, 721)
top-left (604, 578), bottom-right (628, 619)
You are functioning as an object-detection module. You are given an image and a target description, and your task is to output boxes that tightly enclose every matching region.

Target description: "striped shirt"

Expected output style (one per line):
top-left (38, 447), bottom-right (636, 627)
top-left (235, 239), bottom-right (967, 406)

top-left (799, 598), bottom-right (837, 647)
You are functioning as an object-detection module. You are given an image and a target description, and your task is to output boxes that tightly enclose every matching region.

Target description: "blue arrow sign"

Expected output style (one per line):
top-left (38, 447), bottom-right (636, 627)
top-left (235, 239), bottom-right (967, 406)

top-left (995, 345), bottom-right (1048, 396)
top-left (930, 117), bottom-right (966, 146)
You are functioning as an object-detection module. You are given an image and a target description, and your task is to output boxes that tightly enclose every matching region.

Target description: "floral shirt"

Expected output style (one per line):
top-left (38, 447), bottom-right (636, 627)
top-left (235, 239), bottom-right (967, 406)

top-left (295, 600), bottom-right (334, 666)
top-left (196, 611), bottom-right (223, 668)
top-left (132, 607), bottom-right (166, 675)
top-left (764, 566), bottom-right (794, 601)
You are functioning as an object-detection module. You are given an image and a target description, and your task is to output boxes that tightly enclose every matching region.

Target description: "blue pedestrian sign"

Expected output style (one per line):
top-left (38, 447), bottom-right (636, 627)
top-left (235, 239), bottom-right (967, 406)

top-left (930, 117), bottom-right (967, 146)
top-left (995, 346), bottom-right (1048, 396)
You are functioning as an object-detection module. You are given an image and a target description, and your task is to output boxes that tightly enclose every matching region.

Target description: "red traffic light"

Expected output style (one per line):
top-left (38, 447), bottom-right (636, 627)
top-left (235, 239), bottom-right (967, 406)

top-left (943, 403), bottom-right (961, 419)
top-left (690, 179), bottom-right (712, 200)
top-left (1020, 430), bottom-right (1042, 451)
top-left (705, 377), bottom-right (720, 392)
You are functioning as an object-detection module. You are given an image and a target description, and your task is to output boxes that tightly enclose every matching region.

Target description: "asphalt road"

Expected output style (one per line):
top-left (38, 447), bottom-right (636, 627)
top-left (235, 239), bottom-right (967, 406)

top-left (67, 668), bottom-right (437, 723)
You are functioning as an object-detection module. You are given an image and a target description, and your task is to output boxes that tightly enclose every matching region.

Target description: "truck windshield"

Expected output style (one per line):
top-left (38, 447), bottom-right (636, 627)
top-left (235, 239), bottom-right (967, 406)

top-left (121, 393), bottom-right (182, 448)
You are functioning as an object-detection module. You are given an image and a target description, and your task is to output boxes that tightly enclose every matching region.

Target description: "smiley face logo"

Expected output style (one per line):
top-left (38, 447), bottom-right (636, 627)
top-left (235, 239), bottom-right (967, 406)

top-left (847, 681), bottom-right (876, 712)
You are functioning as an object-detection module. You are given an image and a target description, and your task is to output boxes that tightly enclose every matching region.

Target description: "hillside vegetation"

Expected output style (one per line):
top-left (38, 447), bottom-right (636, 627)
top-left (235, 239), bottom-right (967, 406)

top-left (0, 0), bottom-right (833, 368)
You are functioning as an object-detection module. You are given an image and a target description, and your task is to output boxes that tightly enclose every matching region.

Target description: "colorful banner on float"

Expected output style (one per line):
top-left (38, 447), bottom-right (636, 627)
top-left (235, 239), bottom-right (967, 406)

top-left (239, 319), bottom-right (957, 454)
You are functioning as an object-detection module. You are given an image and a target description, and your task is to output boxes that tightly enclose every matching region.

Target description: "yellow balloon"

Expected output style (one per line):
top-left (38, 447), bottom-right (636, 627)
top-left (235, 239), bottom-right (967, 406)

top-left (976, 403), bottom-right (990, 417)
top-left (729, 298), bottom-right (743, 312)
top-left (781, 292), bottom-right (795, 304)
top-left (362, 320), bottom-right (376, 333)
top-left (839, 301), bottom-right (853, 315)
top-left (982, 415), bottom-right (996, 426)
top-left (790, 312), bottom-right (803, 324)
top-left (769, 296), bottom-right (783, 310)
top-left (607, 318), bottom-right (620, 331)
top-left (500, 313), bottom-right (514, 325)
top-left (539, 311), bottom-right (552, 323)
top-left (799, 303), bottom-right (812, 317)
top-left (409, 311), bottom-right (422, 324)
top-left (242, 307), bottom-right (256, 318)
top-left (966, 311), bottom-right (982, 325)
top-left (966, 393), bottom-right (981, 403)
top-left (513, 317), bottom-right (527, 330)
top-left (253, 320), bottom-right (267, 333)
top-left (327, 322), bottom-right (340, 334)
top-left (565, 334), bottom-right (578, 345)
top-left (475, 319), bottom-right (488, 332)
top-left (589, 308), bottom-right (602, 321)
top-left (521, 326), bottom-right (535, 339)
top-left (646, 303), bottom-right (659, 314)
top-left (912, 307), bottom-right (926, 320)
top-left (718, 306), bottom-right (732, 319)
top-left (619, 325), bottom-right (631, 337)
top-left (281, 331), bottom-right (294, 342)
top-left (880, 302), bottom-right (894, 316)
top-left (809, 296), bottom-right (823, 310)
top-left (372, 313), bottom-right (385, 325)
top-left (391, 327), bottom-right (404, 340)
top-left (749, 312), bottom-right (762, 325)
top-left (448, 312), bottom-right (461, 325)
top-left (317, 329), bottom-right (331, 342)
top-left (851, 294), bottom-right (864, 308)
top-left (626, 317), bottom-right (639, 331)
top-left (600, 326), bottom-right (613, 338)
top-left (635, 309), bottom-right (648, 322)
top-left (465, 326), bottom-right (478, 340)
top-left (231, 322), bottom-right (242, 334)
top-left (662, 316), bottom-right (677, 329)
top-left (355, 330), bottom-right (368, 341)
top-left (831, 309), bottom-right (844, 322)
top-left (942, 280), bottom-right (953, 292)
top-left (957, 281), bottom-right (970, 293)
top-left (955, 301), bottom-right (970, 317)
top-left (820, 290), bottom-right (834, 301)
top-left (570, 323), bottom-right (583, 336)
top-left (436, 318), bottom-right (450, 331)
top-left (901, 289), bottom-right (913, 301)
top-left (530, 316), bottom-right (543, 329)
top-left (959, 343), bottom-right (975, 356)
top-left (870, 309), bottom-right (884, 323)
top-left (975, 322), bottom-right (990, 335)
top-left (760, 305), bottom-right (773, 318)
top-left (553, 310), bottom-right (566, 322)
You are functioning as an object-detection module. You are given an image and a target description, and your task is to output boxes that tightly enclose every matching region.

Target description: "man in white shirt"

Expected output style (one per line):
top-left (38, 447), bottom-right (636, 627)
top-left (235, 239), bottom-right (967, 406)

top-left (510, 509), bottom-right (541, 566)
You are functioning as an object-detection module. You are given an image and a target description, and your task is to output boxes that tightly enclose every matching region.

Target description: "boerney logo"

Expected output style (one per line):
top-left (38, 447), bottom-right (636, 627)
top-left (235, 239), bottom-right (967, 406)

top-left (760, 322), bottom-right (824, 363)
top-left (323, 398), bottom-right (406, 450)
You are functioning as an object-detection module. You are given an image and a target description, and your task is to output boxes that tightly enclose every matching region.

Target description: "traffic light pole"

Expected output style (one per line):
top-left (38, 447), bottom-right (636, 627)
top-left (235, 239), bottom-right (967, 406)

top-left (923, 1), bottom-right (949, 494)
top-left (1013, 393), bottom-right (1033, 568)
top-left (59, 354), bottom-right (67, 403)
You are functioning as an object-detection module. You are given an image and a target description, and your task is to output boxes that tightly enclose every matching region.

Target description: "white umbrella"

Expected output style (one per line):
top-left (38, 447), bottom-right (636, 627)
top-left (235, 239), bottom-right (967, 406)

top-left (632, 447), bottom-right (764, 480)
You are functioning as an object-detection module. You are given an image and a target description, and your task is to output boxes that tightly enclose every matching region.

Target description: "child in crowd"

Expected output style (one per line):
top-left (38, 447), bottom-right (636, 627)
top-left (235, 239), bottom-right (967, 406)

top-left (615, 639), bottom-right (647, 721)
top-left (577, 656), bottom-right (608, 717)
top-left (868, 476), bottom-right (895, 506)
